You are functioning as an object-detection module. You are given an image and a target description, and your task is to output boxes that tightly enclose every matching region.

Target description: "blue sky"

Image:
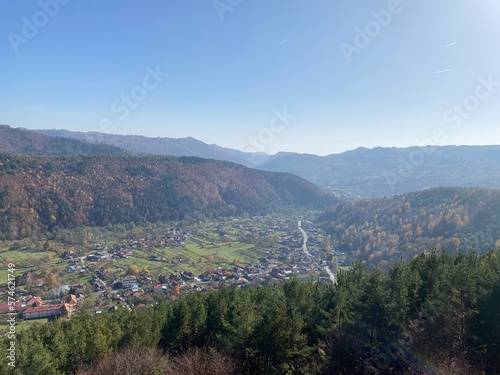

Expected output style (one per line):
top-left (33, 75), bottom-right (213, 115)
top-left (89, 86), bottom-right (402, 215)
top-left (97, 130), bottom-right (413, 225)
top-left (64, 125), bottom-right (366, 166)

top-left (1, 0), bottom-right (500, 155)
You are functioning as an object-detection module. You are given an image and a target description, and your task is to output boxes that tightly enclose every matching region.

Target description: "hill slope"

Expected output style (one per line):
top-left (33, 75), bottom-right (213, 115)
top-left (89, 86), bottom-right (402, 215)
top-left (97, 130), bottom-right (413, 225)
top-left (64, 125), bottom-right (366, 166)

top-left (259, 146), bottom-right (500, 197)
top-left (0, 125), bottom-right (127, 156)
top-left (36, 128), bottom-right (266, 167)
top-left (317, 187), bottom-right (500, 268)
top-left (0, 154), bottom-right (335, 239)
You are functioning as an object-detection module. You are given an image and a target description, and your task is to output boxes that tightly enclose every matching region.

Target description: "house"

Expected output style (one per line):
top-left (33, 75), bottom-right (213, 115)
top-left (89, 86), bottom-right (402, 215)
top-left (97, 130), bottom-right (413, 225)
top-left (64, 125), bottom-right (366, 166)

top-left (141, 275), bottom-right (152, 284)
top-left (96, 269), bottom-right (111, 280)
top-left (67, 265), bottom-right (77, 273)
top-left (234, 278), bottom-right (248, 287)
top-left (271, 268), bottom-right (286, 279)
top-left (25, 296), bottom-right (43, 308)
top-left (193, 285), bottom-right (204, 292)
top-left (180, 271), bottom-right (194, 282)
top-left (121, 275), bottom-right (137, 289)
top-left (60, 294), bottom-right (78, 306)
top-left (153, 284), bottom-right (164, 292)
top-left (158, 274), bottom-right (167, 284)
top-left (22, 272), bottom-right (35, 281)
top-left (62, 250), bottom-right (75, 258)
top-left (132, 289), bottom-right (144, 297)
top-left (123, 290), bottom-right (132, 298)
top-left (0, 301), bottom-right (26, 314)
top-left (93, 284), bottom-right (103, 292)
top-left (199, 273), bottom-right (212, 282)
top-left (23, 304), bottom-right (68, 320)
top-left (243, 274), bottom-right (255, 282)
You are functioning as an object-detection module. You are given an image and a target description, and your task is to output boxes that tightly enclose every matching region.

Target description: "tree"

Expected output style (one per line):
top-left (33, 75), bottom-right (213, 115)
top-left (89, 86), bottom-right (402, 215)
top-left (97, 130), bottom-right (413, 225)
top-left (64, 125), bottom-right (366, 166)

top-left (173, 285), bottom-right (180, 296)
top-left (45, 272), bottom-right (58, 288)
top-left (127, 265), bottom-right (139, 276)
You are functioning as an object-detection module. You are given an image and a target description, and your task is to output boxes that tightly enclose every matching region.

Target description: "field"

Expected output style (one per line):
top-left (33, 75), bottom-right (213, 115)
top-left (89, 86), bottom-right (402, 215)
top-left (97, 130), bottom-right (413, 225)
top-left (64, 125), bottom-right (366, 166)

top-left (0, 213), bottom-right (333, 300)
top-left (101, 237), bottom-right (265, 279)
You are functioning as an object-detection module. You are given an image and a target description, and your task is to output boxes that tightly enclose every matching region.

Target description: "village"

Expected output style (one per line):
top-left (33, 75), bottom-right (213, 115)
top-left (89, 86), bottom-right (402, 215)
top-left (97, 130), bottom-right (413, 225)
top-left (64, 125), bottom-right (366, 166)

top-left (0, 215), bottom-right (351, 330)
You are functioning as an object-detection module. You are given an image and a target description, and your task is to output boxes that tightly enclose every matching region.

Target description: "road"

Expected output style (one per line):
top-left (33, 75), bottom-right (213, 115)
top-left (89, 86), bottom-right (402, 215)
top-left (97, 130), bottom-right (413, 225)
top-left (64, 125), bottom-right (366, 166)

top-left (298, 220), bottom-right (337, 285)
top-left (323, 265), bottom-right (338, 285)
top-left (297, 220), bottom-right (312, 257)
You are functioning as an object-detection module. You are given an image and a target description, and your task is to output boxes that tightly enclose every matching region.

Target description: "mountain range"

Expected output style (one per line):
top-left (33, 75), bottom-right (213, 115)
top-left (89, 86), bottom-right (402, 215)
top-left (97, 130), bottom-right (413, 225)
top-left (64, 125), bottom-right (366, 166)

top-left (259, 146), bottom-right (500, 197)
top-left (0, 125), bottom-right (127, 156)
top-left (2, 125), bottom-right (500, 198)
top-left (35, 128), bottom-right (268, 167)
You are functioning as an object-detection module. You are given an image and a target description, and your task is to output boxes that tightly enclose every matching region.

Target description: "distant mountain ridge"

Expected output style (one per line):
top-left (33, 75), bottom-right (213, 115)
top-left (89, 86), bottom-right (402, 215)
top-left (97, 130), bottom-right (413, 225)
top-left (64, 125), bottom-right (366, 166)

top-left (258, 146), bottom-right (500, 197)
top-left (6, 125), bottom-right (500, 198)
top-left (0, 125), bottom-right (127, 156)
top-left (36, 128), bottom-right (268, 167)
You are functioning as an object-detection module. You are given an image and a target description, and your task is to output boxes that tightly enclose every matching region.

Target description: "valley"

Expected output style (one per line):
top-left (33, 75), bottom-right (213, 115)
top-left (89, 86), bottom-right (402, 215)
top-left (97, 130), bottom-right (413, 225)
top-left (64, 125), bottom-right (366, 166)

top-left (3, 2), bottom-right (500, 372)
top-left (0, 214), bottom-right (342, 332)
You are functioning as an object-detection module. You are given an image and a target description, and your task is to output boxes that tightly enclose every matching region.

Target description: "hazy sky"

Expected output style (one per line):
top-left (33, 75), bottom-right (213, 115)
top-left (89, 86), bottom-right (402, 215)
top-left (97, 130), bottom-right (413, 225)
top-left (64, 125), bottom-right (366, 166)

top-left (1, 1), bottom-right (500, 155)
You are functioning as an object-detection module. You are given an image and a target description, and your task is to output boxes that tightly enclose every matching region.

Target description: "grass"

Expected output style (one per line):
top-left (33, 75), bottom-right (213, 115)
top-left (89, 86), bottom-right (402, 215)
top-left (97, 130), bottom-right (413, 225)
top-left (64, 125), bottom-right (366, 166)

top-left (339, 266), bottom-right (353, 272)
top-left (0, 317), bottom-right (49, 336)
top-left (94, 237), bottom-right (261, 281)
top-left (0, 214), bottom-right (331, 292)
top-left (16, 318), bottom-right (49, 332)
top-left (0, 250), bottom-right (46, 265)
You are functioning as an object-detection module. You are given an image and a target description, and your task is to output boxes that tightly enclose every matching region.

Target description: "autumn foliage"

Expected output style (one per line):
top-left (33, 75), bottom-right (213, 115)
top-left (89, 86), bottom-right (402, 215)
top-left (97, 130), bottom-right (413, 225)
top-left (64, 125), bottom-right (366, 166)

top-left (0, 154), bottom-right (335, 239)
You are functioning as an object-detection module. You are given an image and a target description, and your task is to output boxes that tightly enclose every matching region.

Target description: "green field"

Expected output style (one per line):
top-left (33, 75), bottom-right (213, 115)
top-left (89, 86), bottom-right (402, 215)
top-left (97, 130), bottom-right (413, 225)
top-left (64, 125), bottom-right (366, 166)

top-left (0, 214), bottom-right (327, 292)
top-left (104, 237), bottom-right (262, 278)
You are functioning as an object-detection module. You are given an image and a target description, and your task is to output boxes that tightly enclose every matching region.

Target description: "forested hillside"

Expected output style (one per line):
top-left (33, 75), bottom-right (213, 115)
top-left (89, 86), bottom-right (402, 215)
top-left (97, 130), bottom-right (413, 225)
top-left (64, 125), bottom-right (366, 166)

top-left (36, 128), bottom-right (268, 167)
top-left (0, 155), bottom-right (335, 239)
top-left (2, 251), bottom-right (500, 374)
top-left (317, 187), bottom-right (500, 268)
top-left (0, 125), bottom-right (127, 156)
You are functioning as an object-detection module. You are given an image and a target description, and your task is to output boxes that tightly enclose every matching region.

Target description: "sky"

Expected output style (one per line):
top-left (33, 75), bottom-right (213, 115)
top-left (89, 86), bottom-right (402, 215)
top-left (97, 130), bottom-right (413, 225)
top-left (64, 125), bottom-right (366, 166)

top-left (1, 0), bottom-right (500, 156)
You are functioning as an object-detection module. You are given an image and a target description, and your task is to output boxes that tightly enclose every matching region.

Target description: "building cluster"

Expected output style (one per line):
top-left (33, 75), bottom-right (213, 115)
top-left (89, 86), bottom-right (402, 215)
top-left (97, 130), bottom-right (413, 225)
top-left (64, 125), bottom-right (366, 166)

top-left (0, 294), bottom-right (78, 321)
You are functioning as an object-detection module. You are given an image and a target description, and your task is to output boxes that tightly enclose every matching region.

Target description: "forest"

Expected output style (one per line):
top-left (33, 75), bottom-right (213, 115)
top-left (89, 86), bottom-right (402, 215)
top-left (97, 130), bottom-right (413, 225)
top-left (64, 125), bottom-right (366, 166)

top-left (1, 250), bottom-right (499, 375)
top-left (0, 154), bottom-right (335, 239)
top-left (317, 187), bottom-right (500, 268)
top-left (0, 125), bottom-right (127, 157)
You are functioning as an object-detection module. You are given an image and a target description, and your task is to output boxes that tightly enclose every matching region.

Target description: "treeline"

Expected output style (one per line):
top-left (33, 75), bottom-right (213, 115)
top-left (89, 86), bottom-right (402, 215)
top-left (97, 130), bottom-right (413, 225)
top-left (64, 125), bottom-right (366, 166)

top-left (0, 154), bottom-right (335, 239)
top-left (2, 250), bottom-right (500, 374)
top-left (0, 125), bottom-right (127, 156)
top-left (318, 187), bottom-right (500, 268)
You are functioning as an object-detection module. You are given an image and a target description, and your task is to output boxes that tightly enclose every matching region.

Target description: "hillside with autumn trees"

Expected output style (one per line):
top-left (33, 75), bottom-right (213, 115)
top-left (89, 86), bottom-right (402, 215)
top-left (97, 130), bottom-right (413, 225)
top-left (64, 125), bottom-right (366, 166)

top-left (317, 187), bottom-right (500, 268)
top-left (0, 154), bottom-right (336, 239)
